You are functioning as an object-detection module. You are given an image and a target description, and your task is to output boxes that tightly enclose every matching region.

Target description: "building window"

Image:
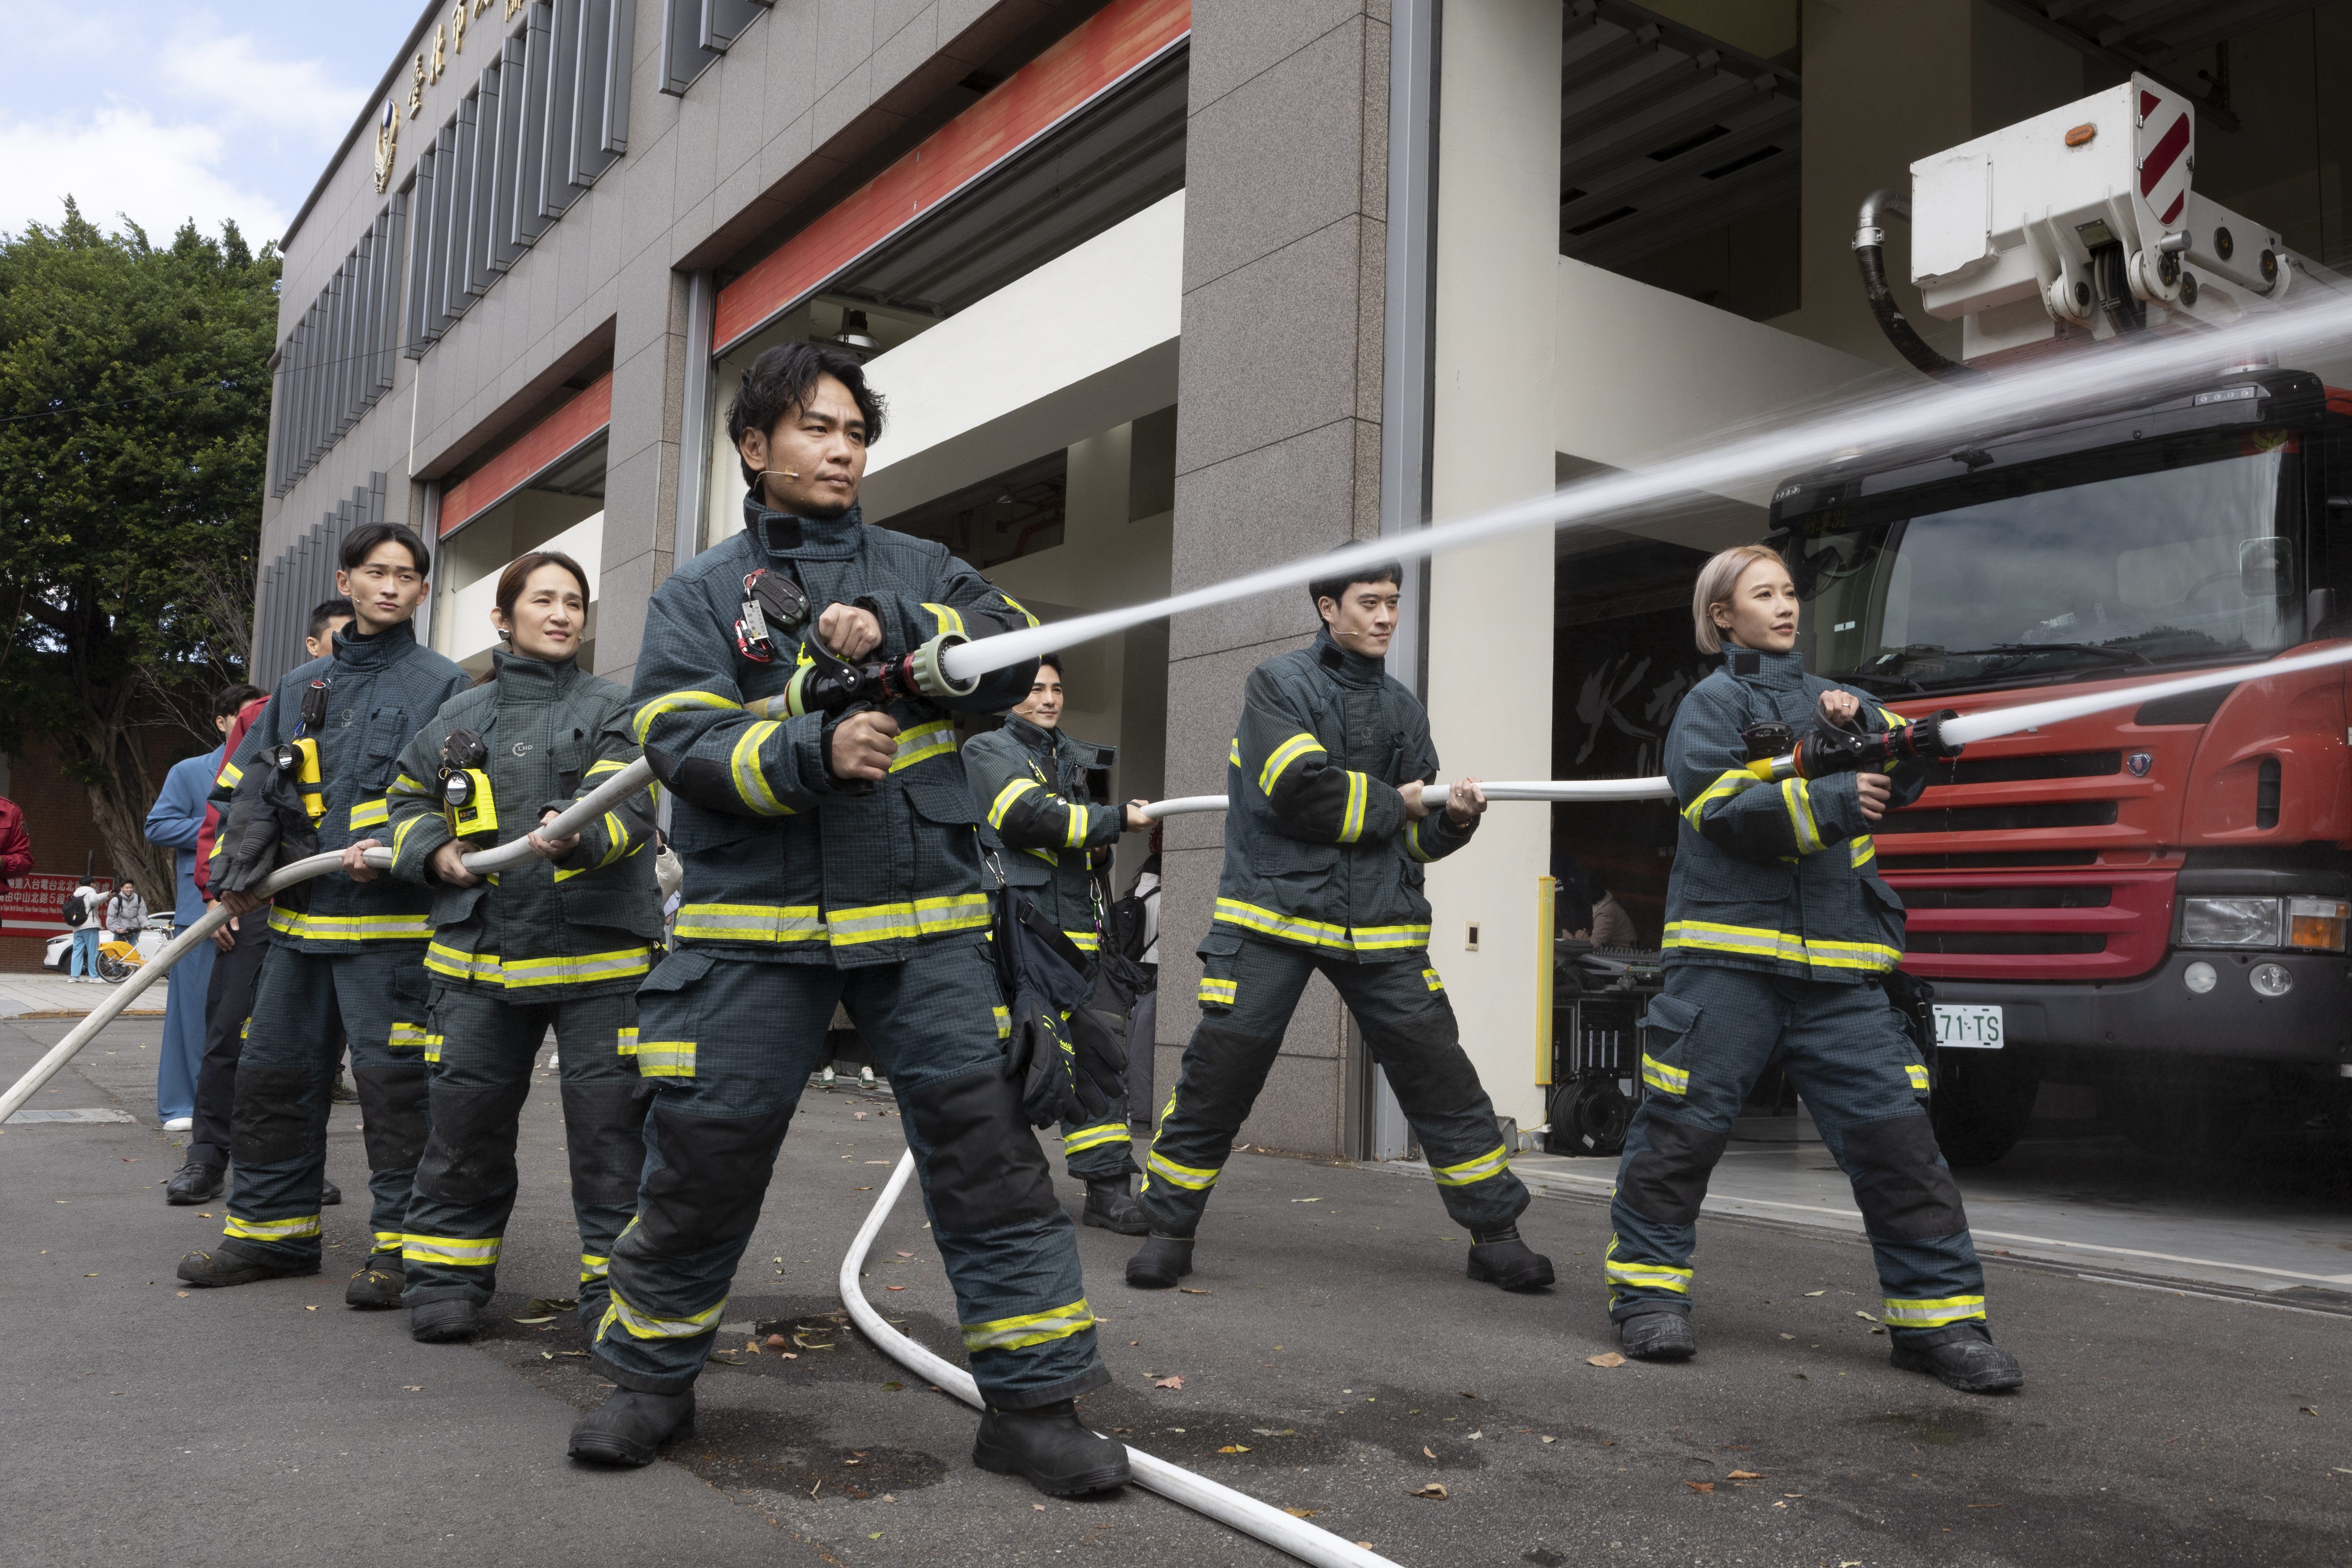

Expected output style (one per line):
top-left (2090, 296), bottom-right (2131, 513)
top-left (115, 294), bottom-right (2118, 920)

top-left (270, 199), bottom-right (407, 497)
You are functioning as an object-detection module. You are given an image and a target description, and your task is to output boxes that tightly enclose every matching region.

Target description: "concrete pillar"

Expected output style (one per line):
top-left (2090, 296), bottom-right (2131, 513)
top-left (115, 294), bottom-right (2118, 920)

top-left (1423, 0), bottom-right (1562, 1133)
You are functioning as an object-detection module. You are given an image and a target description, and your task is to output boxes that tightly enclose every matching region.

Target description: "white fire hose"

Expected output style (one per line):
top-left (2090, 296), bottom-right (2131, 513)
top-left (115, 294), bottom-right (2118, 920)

top-left (841, 1148), bottom-right (1404, 1568)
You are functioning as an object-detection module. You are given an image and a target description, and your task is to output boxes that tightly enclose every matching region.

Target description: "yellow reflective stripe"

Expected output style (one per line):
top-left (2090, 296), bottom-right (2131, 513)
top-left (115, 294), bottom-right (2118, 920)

top-left (616, 1026), bottom-right (639, 1057)
top-left (1641, 1052), bottom-right (1689, 1096)
top-left (922, 603), bottom-right (967, 638)
top-left (1431, 1143), bottom-right (1509, 1187)
top-left (426, 941), bottom-right (501, 984)
top-left (422, 1032), bottom-right (445, 1063)
top-left (372, 1230), bottom-right (404, 1252)
top-left (348, 797), bottom-right (389, 830)
top-left (633, 689), bottom-right (741, 744)
top-left (1228, 738), bottom-right (1241, 768)
top-left (1421, 968), bottom-right (1445, 992)
top-left (216, 760), bottom-right (243, 789)
top-left (402, 1234), bottom-right (501, 1268)
top-left (992, 1004), bottom-right (1010, 1041)
top-left (996, 591), bottom-right (1039, 628)
top-left (961, 1297), bottom-right (1095, 1354)
top-left (1881, 1294), bottom-right (1986, 1328)
top-left (1145, 1149), bottom-right (1221, 1190)
top-left (1906, 1063), bottom-right (1932, 1092)
top-left (586, 759), bottom-right (626, 778)
top-left (391, 810), bottom-right (435, 862)
top-left (224, 1213), bottom-right (320, 1242)
top-left (1211, 898), bottom-right (1429, 955)
top-left (1660, 921), bottom-right (1900, 973)
top-left (1404, 818), bottom-right (1434, 863)
top-left (890, 720), bottom-right (958, 772)
top-left (1877, 707), bottom-right (1908, 731)
top-left (989, 778), bottom-right (1040, 829)
top-left (602, 1288), bottom-right (726, 1340)
top-left (1258, 732), bottom-right (1325, 795)
top-left (1782, 778), bottom-right (1824, 855)
top-left (498, 947), bottom-right (655, 989)
top-left (1681, 768), bottom-right (1760, 831)
top-left (1850, 834), bottom-right (1876, 869)
top-left (1351, 921), bottom-right (1432, 951)
top-left (634, 1041), bottom-right (696, 1078)
top-left (726, 719), bottom-right (794, 816)
top-left (1605, 1262), bottom-right (1692, 1294)
top-left (268, 908), bottom-right (432, 942)
top-left (1335, 771), bottom-right (1368, 843)
top-left (1063, 928), bottom-right (1100, 952)
top-left (387, 1020), bottom-right (435, 1051)
top-left (1197, 977), bottom-right (1237, 1006)
top-left (824, 894), bottom-right (991, 946)
top-left (1063, 1123), bottom-right (1131, 1155)
top-left (579, 1253), bottom-right (610, 1282)
top-left (674, 902), bottom-right (828, 943)
top-left (594, 811), bottom-right (630, 868)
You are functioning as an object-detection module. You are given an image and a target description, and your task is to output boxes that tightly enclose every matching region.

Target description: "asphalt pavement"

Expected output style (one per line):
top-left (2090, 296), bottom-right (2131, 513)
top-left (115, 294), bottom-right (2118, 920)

top-left (5, 1010), bottom-right (2348, 1567)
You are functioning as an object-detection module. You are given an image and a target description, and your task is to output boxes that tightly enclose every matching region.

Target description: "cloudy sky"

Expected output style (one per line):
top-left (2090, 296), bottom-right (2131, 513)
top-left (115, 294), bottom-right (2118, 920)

top-left (0, 1), bottom-right (422, 247)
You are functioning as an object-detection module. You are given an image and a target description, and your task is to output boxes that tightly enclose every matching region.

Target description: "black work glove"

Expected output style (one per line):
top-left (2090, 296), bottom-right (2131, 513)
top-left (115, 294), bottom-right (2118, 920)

top-left (1004, 993), bottom-right (1102, 1129)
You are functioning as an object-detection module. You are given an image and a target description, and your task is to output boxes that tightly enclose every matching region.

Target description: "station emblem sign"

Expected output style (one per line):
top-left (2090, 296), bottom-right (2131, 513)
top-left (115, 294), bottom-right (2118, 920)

top-left (374, 99), bottom-right (399, 193)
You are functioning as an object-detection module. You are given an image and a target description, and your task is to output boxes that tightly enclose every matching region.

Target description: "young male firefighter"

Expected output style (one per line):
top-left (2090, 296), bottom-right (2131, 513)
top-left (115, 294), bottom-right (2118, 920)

top-left (176, 524), bottom-right (469, 1306)
top-left (353, 550), bottom-right (662, 1344)
top-left (1126, 562), bottom-right (1555, 1295)
top-left (962, 652), bottom-right (1154, 1234)
top-left (1604, 542), bottom-right (2022, 1393)
top-left (571, 342), bottom-right (1130, 1498)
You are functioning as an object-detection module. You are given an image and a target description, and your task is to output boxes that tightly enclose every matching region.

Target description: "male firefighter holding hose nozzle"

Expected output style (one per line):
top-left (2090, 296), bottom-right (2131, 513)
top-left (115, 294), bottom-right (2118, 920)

top-left (571, 342), bottom-right (1131, 1498)
top-left (1127, 559), bottom-right (1555, 1295)
top-left (1604, 542), bottom-right (2021, 1393)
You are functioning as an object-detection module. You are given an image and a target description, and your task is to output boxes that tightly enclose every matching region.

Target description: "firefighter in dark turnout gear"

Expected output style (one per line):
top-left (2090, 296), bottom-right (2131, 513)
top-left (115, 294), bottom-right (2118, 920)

top-left (1606, 544), bottom-right (2021, 1393)
top-left (176, 526), bottom-right (469, 1306)
top-left (364, 552), bottom-right (663, 1344)
top-left (962, 652), bottom-right (1153, 1234)
top-left (1128, 561), bottom-right (1553, 1295)
top-left (568, 346), bottom-right (1129, 1497)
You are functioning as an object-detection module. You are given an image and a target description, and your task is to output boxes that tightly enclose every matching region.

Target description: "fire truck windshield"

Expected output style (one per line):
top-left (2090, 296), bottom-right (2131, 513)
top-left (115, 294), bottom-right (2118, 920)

top-left (1788, 434), bottom-right (2303, 695)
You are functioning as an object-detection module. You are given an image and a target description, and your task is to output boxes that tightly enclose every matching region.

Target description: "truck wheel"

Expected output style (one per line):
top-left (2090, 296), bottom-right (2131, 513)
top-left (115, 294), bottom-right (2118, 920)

top-left (2104, 1084), bottom-right (2252, 1159)
top-left (1931, 1056), bottom-right (2037, 1168)
top-left (1546, 1077), bottom-right (1632, 1158)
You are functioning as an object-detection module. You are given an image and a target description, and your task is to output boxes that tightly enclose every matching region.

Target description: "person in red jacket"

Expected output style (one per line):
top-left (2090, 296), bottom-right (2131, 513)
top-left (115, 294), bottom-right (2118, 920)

top-left (0, 795), bottom-right (31, 888)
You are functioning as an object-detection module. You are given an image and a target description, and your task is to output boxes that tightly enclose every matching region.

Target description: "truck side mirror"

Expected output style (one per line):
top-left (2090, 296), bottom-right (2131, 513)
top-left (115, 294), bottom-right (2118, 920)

top-left (2240, 536), bottom-right (2292, 598)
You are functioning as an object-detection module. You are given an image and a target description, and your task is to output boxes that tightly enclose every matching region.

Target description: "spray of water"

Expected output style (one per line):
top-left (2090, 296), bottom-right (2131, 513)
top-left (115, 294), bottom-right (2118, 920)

top-left (942, 288), bottom-right (2352, 684)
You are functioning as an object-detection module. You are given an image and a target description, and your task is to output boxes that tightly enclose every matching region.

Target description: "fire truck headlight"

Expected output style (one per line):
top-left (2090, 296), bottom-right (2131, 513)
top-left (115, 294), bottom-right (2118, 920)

top-left (2179, 896), bottom-right (2282, 948)
top-left (2286, 897), bottom-right (2349, 952)
top-left (2249, 963), bottom-right (2294, 998)
top-left (2182, 961), bottom-right (2218, 995)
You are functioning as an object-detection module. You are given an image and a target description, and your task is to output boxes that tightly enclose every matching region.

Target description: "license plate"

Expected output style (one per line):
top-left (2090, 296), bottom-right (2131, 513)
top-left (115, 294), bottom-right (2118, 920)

top-left (1932, 1004), bottom-right (2003, 1049)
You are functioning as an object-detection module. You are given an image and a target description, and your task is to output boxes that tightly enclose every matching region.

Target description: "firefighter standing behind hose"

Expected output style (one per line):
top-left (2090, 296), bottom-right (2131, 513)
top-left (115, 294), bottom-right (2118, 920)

top-left (1604, 542), bottom-right (2022, 1393)
top-left (1126, 559), bottom-right (1556, 1295)
top-left (961, 651), bottom-right (1155, 1235)
top-left (570, 342), bottom-right (1131, 1499)
top-left (176, 524), bottom-right (470, 1306)
top-left (347, 550), bottom-right (662, 1345)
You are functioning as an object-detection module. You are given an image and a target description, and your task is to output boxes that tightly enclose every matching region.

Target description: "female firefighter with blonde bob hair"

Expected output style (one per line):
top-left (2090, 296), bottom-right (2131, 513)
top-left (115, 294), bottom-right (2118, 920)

top-left (1600, 542), bottom-right (2023, 1393)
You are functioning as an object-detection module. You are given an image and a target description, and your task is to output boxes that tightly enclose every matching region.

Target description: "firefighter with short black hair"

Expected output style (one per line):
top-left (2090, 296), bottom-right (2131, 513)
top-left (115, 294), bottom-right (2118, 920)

top-left (1604, 542), bottom-right (2021, 1393)
top-left (1126, 560), bottom-right (1553, 1295)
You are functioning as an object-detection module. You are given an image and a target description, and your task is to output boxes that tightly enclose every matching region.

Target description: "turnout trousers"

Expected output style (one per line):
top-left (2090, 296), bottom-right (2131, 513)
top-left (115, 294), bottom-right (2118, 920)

top-left (1137, 934), bottom-right (1528, 1237)
top-left (220, 941), bottom-right (434, 1265)
top-left (594, 938), bottom-right (1109, 1410)
top-left (187, 913), bottom-right (271, 1171)
top-left (1607, 965), bottom-right (1988, 1344)
top-left (1058, 959), bottom-right (1135, 1182)
top-left (401, 985), bottom-right (647, 1325)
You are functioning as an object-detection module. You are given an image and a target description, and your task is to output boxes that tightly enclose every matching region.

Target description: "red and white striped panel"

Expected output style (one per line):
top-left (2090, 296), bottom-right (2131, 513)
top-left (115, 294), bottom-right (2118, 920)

top-left (2135, 81), bottom-right (2193, 229)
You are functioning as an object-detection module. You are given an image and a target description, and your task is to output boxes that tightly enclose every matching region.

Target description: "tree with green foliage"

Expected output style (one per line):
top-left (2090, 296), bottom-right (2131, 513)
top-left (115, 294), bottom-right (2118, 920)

top-left (0, 200), bottom-right (279, 895)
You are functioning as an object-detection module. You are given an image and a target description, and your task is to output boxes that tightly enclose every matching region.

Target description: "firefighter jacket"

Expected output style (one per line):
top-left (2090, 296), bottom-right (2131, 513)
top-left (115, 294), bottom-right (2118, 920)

top-left (384, 652), bottom-right (662, 1000)
top-left (209, 619), bottom-right (469, 953)
top-left (962, 715), bottom-right (1120, 951)
top-left (1662, 644), bottom-right (1929, 983)
top-left (1213, 627), bottom-right (1476, 962)
top-left (628, 496), bottom-right (1038, 968)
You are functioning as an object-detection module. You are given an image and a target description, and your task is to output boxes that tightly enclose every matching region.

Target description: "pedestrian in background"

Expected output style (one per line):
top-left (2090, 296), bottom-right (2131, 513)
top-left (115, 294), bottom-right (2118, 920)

top-left (65, 880), bottom-right (103, 982)
top-left (147, 685), bottom-right (266, 1133)
top-left (0, 794), bottom-right (30, 889)
top-left (105, 880), bottom-right (148, 943)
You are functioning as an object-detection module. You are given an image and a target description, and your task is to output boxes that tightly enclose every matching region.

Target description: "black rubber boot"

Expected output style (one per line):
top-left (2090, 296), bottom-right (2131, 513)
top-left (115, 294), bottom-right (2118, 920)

top-left (176, 1240), bottom-right (319, 1288)
top-left (1464, 1225), bottom-right (1556, 1291)
top-left (1082, 1173), bottom-right (1149, 1235)
top-left (164, 1161), bottom-right (224, 1205)
top-left (344, 1250), bottom-right (406, 1310)
top-left (1619, 1311), bottom-right (1697, 1361)
top-left (972, 1399), bottom-right (1131, 1496)
top-left (321, 1178), bottom-right (341, 1207)
top-left (1890, 1324), bottom-right (2023, 1393)
top-left (410, 1296), bottom-right (481, 1343)
top-left (1124, 1233), bottom-right (1194, 1289)
top-left (568, 1387), bottom-right (697, 1466)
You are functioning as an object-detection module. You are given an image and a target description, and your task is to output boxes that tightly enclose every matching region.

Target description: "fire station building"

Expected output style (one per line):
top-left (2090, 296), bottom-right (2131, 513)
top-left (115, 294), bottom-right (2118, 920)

top-left (261, 0), bottom-right (2352, 1158)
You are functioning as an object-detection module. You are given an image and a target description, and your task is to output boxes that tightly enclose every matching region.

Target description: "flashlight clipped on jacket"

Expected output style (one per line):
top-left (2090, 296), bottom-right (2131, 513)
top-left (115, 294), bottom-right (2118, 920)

top-left (1738, 707), bottom-right (1965, 781)
top-left (268, 678), bottom-right (332, 824)
top-left (438, 727), bottom-right (499, 839)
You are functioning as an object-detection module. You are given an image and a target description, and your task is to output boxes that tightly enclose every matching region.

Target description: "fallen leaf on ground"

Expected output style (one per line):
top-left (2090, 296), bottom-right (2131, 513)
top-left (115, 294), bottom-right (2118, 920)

top-left (525, 1297), bottom-right (578, 1314)
top-left (303, 1304), bottom-right (317, 1311)
top-left (881, 1381), bottom-right (903, 1391)
top-left (710, 1353), bottom-right (744, 1365)
top-left (1177, 1287), bottom-right (1210, 1295)
top-left (1868, 1326), bottom-right (1887, 1335)
top-left (2301, 1406), bottom-right (2320, 1416)
top-left (1152, 1375), bottom-right (1184, 1390)
top-left (1032, 1504), bottom-right (1045, 1512)
top-left (402, 1385), bottom-right (423, 1391)
top-left (1282, 1507), bottom-right (1317, 1518)
top-left (1855, 1310), bottom-right (1879, 1322)
top-left (852, 1186), bottom-right (873, 1192)
top-left (1217, 1445), bottom-right (1250, 1454)
top-left (1409, 1484), bottom-right (1448, 1500)
top-left (1586, 1352), bottom-right (1626, 1368)
top-left (1540, 1436), bottom-right (1556, 1445)
top-left (895, 1251), bottom-right (914, 1258)
top-left (885, 1285), bottom-right (908, 1291)
top-left (865, 1160), bottom-right (890, 1164)
top-left (175, 1291), bottom-right (189, 1298)
top-left (853, 1112), bottom-right (867, 1120)
top-left (1780, 1333), bottom-right (1796, 1339)
top-left (1728, 1470), bottom-right (1764, 1479)
top-left (1804, 1290), bottom-right (1826, 1297)
top-left (1291, 1197), bottom-right (1320, 1203)
top-left (1685, 1481), bottom-right (1714, 1494)
top-left (1422, 1446), bottom-right (1437, 1459)
top-left (510, 1315), bottom-right (557, 1325)
top-left (1251, 1428), bottom-right (1296, 1437)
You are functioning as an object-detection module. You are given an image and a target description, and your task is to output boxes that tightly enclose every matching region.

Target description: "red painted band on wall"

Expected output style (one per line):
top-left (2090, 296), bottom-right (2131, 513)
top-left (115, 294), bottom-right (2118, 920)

top-left (439, 370), bottom-right (616, 538)
top-left (711, 0), bottom-right (1190, 355)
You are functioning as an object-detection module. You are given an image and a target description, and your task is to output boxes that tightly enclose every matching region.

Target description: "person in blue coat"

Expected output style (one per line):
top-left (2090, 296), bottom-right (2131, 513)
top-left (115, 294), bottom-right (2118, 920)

top-left (144, 684), bottom-right (265, 1129)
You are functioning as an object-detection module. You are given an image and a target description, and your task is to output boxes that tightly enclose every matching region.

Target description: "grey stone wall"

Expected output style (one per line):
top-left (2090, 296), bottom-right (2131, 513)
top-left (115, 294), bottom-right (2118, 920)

top-left (1159, 1), bottom-right (1390, 1158)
